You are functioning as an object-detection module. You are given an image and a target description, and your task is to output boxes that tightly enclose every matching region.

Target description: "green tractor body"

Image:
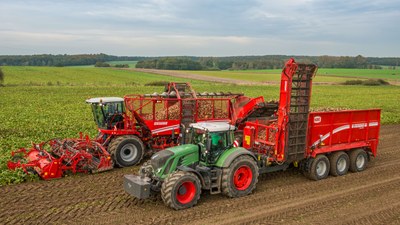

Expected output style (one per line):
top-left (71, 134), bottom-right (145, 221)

top-left (124, 122), bottom-right (259, 210)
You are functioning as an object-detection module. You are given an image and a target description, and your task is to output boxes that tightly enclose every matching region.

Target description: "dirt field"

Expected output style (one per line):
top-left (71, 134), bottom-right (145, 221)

top-left (1, 125), bottom-right (399, 225)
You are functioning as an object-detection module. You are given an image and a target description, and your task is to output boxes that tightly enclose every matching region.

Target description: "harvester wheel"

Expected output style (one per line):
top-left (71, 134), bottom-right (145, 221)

top-left (221, 155), bottom-right (258, 198)
top-left (329, 151), bottom-right (349, 176)
top-left (161, 171), bottom-right (201, 210)
top-left (308, 154), bottom-right (330, 181)
top-left (108, 135), bottom-right (145, 167)
top-left (349, 149), bottom-right (368, 172)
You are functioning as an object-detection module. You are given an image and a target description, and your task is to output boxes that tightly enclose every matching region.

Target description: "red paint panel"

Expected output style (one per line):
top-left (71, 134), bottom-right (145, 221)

top-left (307, 109), bottom-right (381, 157)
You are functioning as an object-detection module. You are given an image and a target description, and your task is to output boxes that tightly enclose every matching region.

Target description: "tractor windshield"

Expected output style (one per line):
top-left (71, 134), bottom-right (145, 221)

top-left (187, 128), bottom-right (207, 145)
top-left (90, 101), bottom-right (124, 129)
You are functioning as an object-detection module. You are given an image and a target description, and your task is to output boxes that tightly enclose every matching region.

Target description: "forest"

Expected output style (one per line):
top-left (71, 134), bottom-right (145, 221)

top-left (0, 54), bottom-right (399, 70)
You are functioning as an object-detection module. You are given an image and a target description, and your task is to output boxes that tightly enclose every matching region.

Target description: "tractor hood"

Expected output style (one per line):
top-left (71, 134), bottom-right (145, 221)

top-left (151, 144), bottom-right (200, 179)
top-left (167, 144), bottom-right (199, 157)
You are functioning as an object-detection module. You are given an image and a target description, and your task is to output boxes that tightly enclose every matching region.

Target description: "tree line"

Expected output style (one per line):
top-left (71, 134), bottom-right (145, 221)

top-left (137, 55), bottom-right (400, 70)
top-left (0, 54), bottom-right (144, 67)
top-left (0, 54), bottom-right (399, 70)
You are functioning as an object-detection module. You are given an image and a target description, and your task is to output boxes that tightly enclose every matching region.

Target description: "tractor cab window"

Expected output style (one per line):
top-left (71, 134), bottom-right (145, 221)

top-left (210, 132), bottom-right (228, 151)
top-left (189, 128), bottom-right (207, 145)
top-left (91, 101), bottom-right (124, 129)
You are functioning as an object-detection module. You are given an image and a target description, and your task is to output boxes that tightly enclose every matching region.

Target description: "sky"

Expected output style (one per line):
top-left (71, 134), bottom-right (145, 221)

top-left (0, 0), bottom-right (399, 57)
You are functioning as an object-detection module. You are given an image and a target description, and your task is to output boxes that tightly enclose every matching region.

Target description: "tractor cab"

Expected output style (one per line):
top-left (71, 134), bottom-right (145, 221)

top-left (186, 122), bottom-right (236, 164)
top-left (86, 97), bottom-right (125, 130)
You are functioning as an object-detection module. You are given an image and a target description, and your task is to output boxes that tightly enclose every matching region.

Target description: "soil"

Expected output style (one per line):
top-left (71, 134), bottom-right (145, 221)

top-left (1, 125), bottom-right (400, 225)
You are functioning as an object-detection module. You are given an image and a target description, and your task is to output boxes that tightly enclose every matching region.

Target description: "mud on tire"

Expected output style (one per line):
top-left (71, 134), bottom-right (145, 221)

top-left (308, 154), bottom-right (330, 181)
top-left (108, 135), bottom-right (145, 167)
top-left (329, 151), bottom-right (350, 176)
top-left (161, 171), bottom-right (201, 210)
top-left (221, 155), bottom-right (259, 198)
top-left (349, 149), bottom-right (368, 172)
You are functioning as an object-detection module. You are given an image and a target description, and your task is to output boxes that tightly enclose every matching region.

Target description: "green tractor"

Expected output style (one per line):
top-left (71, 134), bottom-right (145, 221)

top-left (124, 122), bottom-right (259, 210)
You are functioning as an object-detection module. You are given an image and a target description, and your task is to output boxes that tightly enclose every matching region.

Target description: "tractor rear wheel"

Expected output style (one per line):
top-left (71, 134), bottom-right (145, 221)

top-left (308, 154), bottom-right (330, 181)
top-left (349, 149), bottom-right (368, 172)
top-left (329, 151), bottom-right (350, 176)
top-left (221, 155), bottom-right (258, 198)
top-left (108, 135), bottom-right (145, 167)
top-left (161, 171), bottom-right (201, 210)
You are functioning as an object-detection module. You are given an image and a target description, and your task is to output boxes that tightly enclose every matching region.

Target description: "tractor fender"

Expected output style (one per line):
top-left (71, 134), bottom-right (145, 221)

top-left (177, 165), bottom-right (205, 187)
top-left (215, 147), bottom-right (257, 168)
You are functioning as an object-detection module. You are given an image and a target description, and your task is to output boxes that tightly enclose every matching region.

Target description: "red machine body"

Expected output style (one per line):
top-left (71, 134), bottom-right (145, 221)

top-left (7, 134), bottom-right (113, 180)
top-left (243, 59), bottom-right (381, 167)
top-left (307, 109), bottom-right (381, 157)
top-left (98, 82), bottom-right (266, 150)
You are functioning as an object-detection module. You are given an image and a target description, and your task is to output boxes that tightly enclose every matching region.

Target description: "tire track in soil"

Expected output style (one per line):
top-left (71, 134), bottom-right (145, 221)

top-left (1, 125), bottom-right (399, 224)
top-left (217, 176), bottom-right (400, 225)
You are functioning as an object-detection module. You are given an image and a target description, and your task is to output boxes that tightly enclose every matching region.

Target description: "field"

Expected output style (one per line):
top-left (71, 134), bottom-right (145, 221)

top-left (1, 125), bottom-right (399, 224)
top-left (169, 68), bottom-right (400, 83)
top-left (0, 65), bottom-right (400, 223)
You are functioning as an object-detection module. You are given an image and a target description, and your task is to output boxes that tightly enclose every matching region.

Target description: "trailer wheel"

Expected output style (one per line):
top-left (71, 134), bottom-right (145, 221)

top-left (221, 155), bottom-right (259, 198)
top-left (308, 154), bottom-right (330, 181)
top-left (349, 149), bottom-right (368, 172)
top-left (108, 135), bottom-right (145, 167)
top-left (329, 151), bottom-right (350, 176)
top-left (161, 171), bottom-right (201, 210)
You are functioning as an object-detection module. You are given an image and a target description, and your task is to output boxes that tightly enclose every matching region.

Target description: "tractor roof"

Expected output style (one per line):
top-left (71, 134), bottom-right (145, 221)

top-left (86, 97), bottom-right (124, 104)
top-left (189, 122), bottom-right (235, 132)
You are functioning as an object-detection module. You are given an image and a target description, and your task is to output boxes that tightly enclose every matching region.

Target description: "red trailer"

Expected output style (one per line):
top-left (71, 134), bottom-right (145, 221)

top-left (242, 59), bottom-right (381, 180)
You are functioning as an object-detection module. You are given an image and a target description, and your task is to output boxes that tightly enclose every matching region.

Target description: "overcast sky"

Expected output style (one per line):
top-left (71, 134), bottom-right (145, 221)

top-left (0, 0), bottom-right (399, 57)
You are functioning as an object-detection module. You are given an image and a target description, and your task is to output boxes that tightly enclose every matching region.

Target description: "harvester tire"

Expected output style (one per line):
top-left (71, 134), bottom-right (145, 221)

top-left (349, 149), bottom-right (368, 172)
top-left (221, 155), bottom-right (258, 198)
top-left (329, 151), bottom-right (349, 176)
top-left (161, 171), bottom-right (201, 210)
top-left (308, 154), bottom-right (330, 181)
top-left (108, 135), bottom-right (145, 167)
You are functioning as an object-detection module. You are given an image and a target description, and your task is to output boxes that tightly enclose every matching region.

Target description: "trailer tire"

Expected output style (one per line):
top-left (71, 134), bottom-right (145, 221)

top-left (221, 155), bottom-right (259, 198)
top-left (108, 135), bottom-right (145, 167)
top-left (308, 154), bottom-right (330, 181)
top-left (161, 171), bottom-right (201, 210)
top-left (329, 151), bottom-right (350, 176)
top-left (349, 149), bottom-right (368, 172)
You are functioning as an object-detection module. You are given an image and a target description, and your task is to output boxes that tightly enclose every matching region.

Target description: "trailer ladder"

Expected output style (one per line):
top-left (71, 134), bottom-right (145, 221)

top-left (286, 64), bottom-right (317, 162)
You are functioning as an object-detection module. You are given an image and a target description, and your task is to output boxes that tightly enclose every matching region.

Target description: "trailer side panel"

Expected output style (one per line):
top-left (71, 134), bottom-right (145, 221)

top-left (307, 109), bottom-right (381, 157)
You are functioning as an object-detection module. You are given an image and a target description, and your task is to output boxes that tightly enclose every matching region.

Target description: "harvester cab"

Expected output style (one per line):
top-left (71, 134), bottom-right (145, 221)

top-left (86, 97), bottom-right (125, 130)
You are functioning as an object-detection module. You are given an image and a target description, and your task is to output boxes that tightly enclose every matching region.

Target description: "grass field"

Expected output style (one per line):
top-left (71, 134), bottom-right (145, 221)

top-left (176, 68), bottom-right (400, 83)
top-left (0, 66), bottom-right (399, 184)
top-left (1, 66), bottom-right (206, 86)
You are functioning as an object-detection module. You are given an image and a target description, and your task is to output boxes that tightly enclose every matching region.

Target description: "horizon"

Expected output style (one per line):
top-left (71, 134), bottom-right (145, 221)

top-left (1, 0), bottom-right (399, 57)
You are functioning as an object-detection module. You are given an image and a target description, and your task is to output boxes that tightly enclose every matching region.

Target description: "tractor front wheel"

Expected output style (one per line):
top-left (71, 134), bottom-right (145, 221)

top-left (221, 155), bottom-right (259, 198)
top-left (161, 171), bottom-right (201, 210)
top-left (108, 135), bottom-right (145, 167)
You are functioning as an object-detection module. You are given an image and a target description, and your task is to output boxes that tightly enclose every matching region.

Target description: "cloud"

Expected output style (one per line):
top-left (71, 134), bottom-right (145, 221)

top-left (0, 0), bottom-right (399, 56)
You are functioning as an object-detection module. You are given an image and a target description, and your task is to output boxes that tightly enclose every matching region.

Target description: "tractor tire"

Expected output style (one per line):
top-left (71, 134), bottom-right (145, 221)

top-left (349, 149), bottom-right (368, 172)
top-left (108, 135), bottom-right (145, 167)
top-left (221, 155), bottom-right (259, 198)
top-left (329, 151), bottom-right (350, 176)
top-left (161, 171), bottom-right (201, 210)
top-left (308, 154), bottom-right (330, 181)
